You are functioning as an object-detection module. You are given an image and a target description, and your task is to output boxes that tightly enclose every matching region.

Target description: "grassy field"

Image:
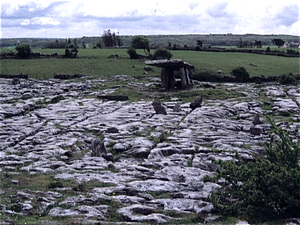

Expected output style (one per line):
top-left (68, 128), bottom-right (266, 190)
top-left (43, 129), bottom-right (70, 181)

top-left (0, 48), bottom-right (299, 79)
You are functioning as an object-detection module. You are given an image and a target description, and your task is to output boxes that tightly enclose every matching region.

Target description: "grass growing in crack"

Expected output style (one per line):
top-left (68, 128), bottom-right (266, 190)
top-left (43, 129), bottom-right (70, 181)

top-left (106, 141), bottom-right (123, 162)
top-left (0, 171), bottom-right (80, 223)
top-left (174, 88), bottom-right (247, 102)
top-left (187, 158), bottom-right (193, 167)
top-left (0, 171), bottom-right (120, 223)
top-left (164, 211), bottom-right (204, 224)
top-left (72, 180), bottom-right (116, 192)
top-left (150, 131), bottom-right (170, 146)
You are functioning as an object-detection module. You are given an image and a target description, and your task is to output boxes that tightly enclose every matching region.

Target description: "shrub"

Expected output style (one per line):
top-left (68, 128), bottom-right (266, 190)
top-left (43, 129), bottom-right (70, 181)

top-left (127, 47), bottom-right (139, 59)
top-left (191, 71), bottom-right (224, 82)
top-left (151, 48), bottom-right (172, 60)
top-left (195, 45), bottom-right (201, 51)
top-left (230, 67), bottom-right (250, 81)
top-left (205, 117), bottom-right (300, 223)
top-left (15, 44), bottom-right (31, 59)
top-left (280, 73), bottom-right (296, 85)
top-left (65, 44), bottom-right (78, 58)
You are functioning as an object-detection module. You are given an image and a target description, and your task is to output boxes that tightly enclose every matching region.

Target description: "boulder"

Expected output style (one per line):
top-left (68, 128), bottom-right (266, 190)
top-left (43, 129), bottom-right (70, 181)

top-left (152, 99), bottom-right (167, 115)
top-left (91, 138), bottom-right (107, 157)
top-left (12, 78), bottom-right (20, 85)
top-left (173, 102), bottom-right (181, 112)
top-left (144, 66), bottom-right (153, 72)
top-left (103, 153), bottom-right (114, 162)
top-left (106, 127), bottom-right (119, 133)
top-left (190, 97), bottom-right (203, 110)
top-left (253, 113), bottom-right (263, 125)
top-left (250, 126), bottom-right (263, 135)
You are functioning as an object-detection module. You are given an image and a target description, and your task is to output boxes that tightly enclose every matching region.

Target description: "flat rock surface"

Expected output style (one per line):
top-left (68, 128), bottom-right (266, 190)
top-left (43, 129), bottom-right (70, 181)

top-left (0, 77), bottom-right (299, 224)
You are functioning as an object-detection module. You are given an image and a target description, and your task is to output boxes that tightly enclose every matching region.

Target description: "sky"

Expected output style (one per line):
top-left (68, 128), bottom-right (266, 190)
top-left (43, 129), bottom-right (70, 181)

top-left (0, 0), bottom-right (299, 38)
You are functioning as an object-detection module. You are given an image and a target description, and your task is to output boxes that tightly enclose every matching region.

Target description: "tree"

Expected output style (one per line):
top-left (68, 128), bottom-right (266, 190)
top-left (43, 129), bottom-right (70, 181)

top-left (96, 42), bottom-right (102, 48)
top-left (65, 43), bottom-right (78, 58)
top-left (15, 44), bottom-right (31, 59)
top-left (151, 48), bottom-right (172, 60)
top-left (237, 38), bottom-right (243, 48)
top-left (197, 40), bottom-right (203, 48)
top-left (272, 39), bottom-right (285, 48)
top-left (102, 29), bottom-right (122, 48)
top-left (204, 118), bottom-right (300, 223)
top-left (131, 36), bottom-right (150, 55)
top-left (127, 47), bottom-right (139, 59)
top-left (254, 40), bottom-right (262, 48)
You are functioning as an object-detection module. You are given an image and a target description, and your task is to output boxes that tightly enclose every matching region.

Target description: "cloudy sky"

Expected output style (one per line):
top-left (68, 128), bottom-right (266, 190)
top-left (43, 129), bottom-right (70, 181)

top-left (1, 0), bottom-right (299, 38)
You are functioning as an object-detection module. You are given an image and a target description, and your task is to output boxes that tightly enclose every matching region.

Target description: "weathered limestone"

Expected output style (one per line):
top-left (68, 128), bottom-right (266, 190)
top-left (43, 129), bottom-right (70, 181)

top-left (1, 78), bottom-right (299, 224)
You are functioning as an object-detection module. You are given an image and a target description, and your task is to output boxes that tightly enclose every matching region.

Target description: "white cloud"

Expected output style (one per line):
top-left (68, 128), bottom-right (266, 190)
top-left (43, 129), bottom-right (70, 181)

top-left (20, 19), bottom-right (30, 25)
top-left (1, 0), bottom-right (299, 38)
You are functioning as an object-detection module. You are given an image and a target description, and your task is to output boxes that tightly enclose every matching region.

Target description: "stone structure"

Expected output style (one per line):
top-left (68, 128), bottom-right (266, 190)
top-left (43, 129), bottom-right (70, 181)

top-left (145, 59), bottom-right (194, 89)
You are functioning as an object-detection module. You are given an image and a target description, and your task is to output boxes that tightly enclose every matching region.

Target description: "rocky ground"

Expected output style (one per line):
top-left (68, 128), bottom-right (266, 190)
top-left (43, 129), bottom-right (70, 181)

top-left (0, 76), bottom-right (299, 224)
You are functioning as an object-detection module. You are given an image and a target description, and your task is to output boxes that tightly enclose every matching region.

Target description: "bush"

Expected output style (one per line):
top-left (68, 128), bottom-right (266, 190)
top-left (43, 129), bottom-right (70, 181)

top-left (127, 47), bottom-right (139, 59)
top-left (230, 67), bottom-right (250, 81)
top-left (205, 117), bottom-right (300, 223)
top-left (191, 71), bottom-right (224, 82)
top-left (65, 44), bottom-right (78, 58)
top-left (15, 44), bottom-right (31, 59)
top-left (151, 48), bottom-right (172, 60)
top-left (280, 73), bottom-right (296, 85)
top-left (195, 45), bottom-right (201, 51)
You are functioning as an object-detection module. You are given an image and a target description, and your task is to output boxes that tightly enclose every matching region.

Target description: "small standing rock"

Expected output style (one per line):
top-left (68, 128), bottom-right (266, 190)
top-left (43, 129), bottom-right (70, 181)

top-left (190, 97), bottom-right (203, 110)
top-left (152, 99), bottom-right (167, 115)
top-left (91, 138), bottom-right (107, 157)
top-left (12, 78), bottom-right (20, 85)
top-left (253, 113), bottom-right (263, 125)
top-left (173, 102), bottom-right (181, 112)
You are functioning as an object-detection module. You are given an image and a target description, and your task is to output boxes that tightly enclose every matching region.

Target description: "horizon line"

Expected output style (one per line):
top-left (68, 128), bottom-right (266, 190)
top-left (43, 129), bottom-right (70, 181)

top-left (1, 33), bottom-right (300, 39)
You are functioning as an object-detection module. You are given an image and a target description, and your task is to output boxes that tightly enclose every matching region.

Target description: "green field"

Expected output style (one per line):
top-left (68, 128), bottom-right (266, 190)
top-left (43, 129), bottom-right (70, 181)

top-left (0, 48), bottom-right (299, 79)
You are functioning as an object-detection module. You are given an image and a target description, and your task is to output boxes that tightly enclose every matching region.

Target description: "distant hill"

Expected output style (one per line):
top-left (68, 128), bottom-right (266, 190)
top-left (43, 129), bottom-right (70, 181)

top-left (1, 34), bottom-right (299, 49)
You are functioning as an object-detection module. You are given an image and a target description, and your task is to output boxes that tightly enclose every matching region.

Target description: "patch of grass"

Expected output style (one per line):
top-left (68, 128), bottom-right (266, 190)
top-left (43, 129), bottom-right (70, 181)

top-left (171, 50), bottom-right (299, 77)
top-left (1, 49), bottom-right (299, 79)
top-left (72, 180), bottom-right (115, 192)
top-left (187, 158), bottom-right (193, 167)
top-left (174, 88), bottom-right (246, 102)
top-left (165, 211), bottom-right (204, 224)
top-left (210, 217), bottom-right (239, 224)
top-left (0, 171), bottom-right (82, 224)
